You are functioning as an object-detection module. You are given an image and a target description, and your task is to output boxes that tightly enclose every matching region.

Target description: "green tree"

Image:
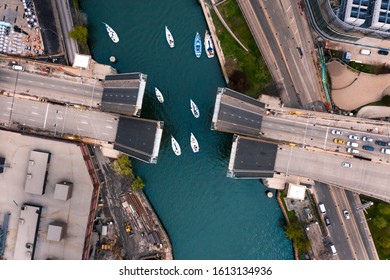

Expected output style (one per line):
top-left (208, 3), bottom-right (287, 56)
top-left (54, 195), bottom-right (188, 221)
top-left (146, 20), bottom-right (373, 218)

top-left (373, 216), bottom-right (388, 229)
top-left (285, 223), bottom-right (302, 240)
top-left (69, 25), bottom-right (88, 43)
top-left (112, 155), bottom-right (133, 177)
top-left (131, 176), bottom-right (145, 191)
top-left (378, 236), bottom-right (390, 249)
top-left (378, 203), bottom-right (390, 216)
top-left (285, 222), bottom-right (310, 253)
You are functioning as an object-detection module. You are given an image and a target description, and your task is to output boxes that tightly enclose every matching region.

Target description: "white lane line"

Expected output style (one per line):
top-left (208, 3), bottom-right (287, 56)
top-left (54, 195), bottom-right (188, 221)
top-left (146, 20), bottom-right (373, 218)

top-left (81, 121), bottom-right (88, 124)
top-left (43, 103), bottom-right (50, 129)
top-left (28, 80), bottom-right (33, 83)
top-left (31, 112), bottom-right (38, 115)
top-left (28, 118), bottom-right (35, 122)
top-left (324, 127), bottom-right (329, 149)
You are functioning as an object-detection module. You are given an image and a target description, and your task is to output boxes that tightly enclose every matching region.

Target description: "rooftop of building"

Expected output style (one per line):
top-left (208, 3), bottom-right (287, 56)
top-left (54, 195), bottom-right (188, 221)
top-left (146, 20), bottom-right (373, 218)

top-left (0, 130), bottom-right (93, 259)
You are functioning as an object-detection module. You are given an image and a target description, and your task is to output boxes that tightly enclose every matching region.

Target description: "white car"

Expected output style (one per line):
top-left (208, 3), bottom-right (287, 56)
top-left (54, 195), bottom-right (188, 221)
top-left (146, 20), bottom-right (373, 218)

top-left (331, 129), bottom-right (343, 135)
top-left (343, 210), bottom-right (350, 220)
top-left (347, 147), bottom-right (359, 154)
top-left (362, 136), bottom-right (373, 142)
top-left (341, 162), bottom-right (352, 168)
top-left (348, 135), bottom-right (360, 140)
top-left (346, 141), bottom-right (358, 147)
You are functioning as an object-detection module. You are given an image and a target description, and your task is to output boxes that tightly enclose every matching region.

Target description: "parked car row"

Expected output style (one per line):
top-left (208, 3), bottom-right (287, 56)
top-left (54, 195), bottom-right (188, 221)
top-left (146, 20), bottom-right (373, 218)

top-left (331, 130), bottom-right (390, 155)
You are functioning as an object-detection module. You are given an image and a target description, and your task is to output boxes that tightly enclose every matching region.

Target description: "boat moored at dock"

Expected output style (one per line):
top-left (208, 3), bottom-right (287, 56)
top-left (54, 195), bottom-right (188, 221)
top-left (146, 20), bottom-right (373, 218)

top-left (204, 30), bottom-right (214, 58)
top-left (194, 32), bottom-right (202, 58)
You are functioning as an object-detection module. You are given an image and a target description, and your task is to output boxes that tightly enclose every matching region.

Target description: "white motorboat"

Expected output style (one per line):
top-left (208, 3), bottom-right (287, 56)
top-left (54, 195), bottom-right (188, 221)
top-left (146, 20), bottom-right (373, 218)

top-left (190, 99), bottom-right (200, 118)
top-left (190, 133), bottom-right (199, 153)
top-left (204, 30), bottom-right (214, 58)
top-left (103, 22), bottom-right (119, 43)
top-left (155, 87), bottom-right (164, 103)
top-left (171, 136), bottom-right (181, 156)
top-left (165, 26), bottom-right (175, 48)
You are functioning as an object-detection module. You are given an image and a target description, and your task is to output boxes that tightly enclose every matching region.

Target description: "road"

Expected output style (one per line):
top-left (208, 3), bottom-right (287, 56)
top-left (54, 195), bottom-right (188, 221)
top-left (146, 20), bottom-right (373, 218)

top-left (0, 95), bottom-right (118, 142)
top-left (275, 146), bottom-right (390, 202)
top-left (314, 182), bottom-right (377, 259)
top-left (55, 0), bottom-right (79, 65)
top-left (237, 0), bottom-right (324, 110)
top-left (0, 68), bottom-right (103, 107)
top-left (237, 0), bottom-right (300, 108)
top-left (314, 182), bottom-right (353, 260)
top-left (261, 114), bottom-right (390, 160)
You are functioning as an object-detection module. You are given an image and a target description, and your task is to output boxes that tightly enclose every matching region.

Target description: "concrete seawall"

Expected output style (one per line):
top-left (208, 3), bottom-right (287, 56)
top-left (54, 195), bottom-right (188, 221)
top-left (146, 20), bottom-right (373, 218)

top-left (199, 0), bottom-right (229, 84)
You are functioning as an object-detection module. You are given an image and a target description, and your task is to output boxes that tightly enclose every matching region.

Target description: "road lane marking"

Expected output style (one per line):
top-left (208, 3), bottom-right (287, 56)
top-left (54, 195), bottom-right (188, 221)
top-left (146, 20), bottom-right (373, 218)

top-left (43, 103), bottom-right (50, 129)
top-left (31, 112), bottom-right (38, 115)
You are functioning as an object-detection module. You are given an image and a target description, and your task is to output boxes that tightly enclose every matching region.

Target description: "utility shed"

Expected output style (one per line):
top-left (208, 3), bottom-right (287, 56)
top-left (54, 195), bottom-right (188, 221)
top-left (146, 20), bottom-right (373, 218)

top-left (54, 182), bottom-right (73, 201)
top-left (287, 184), bottom-right (307, 200)
top-left (47, 222), bottom-right (66, 242)
top-left (25, 151), bottom-right (51, 195)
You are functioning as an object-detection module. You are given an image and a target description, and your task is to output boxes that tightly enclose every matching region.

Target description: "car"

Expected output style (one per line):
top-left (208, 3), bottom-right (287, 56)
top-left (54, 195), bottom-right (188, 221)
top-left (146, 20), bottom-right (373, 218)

top-left (324, 216), bottom-right (331, 226)
top-left (375, 140), bottom-right (387, 146)
top-left (343, 210), bottom-right (350, 220)
top-left (348, 135), bottom-right (360, 140)
top-left (381, 148), bottom-right (390, 154)
top-left (362, 136), bottom-right (373, 142)
top-left (333, 138), bottom-right (344, 144)
top-left (347, 147), bottom-right (359, 154)
top-left (341, 162), bottom-right (352, 168)
top-left (330, 243), bottom-right (337, 255)
top-left (362, 145), bottom-right (375, 151)
top-left (331, 129), bottom-right (343, 135)
top-left (378, 49), bottom-right (389, 55)
top-left (304, 207), bottom-right (313, 220)
top-left (346, 141), bottom-right (358, 147)
top-left (319, 203), bottom-right (326, 214)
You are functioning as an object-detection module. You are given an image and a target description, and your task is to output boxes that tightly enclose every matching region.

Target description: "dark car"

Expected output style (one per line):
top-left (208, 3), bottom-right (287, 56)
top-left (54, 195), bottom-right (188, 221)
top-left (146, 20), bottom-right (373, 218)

top-left (324, 216), bottom-right (331, 227)
top-left (378, 50), bottom-right (389, 55)
top-left (362, 145), bottom-right (375, 151)
top-left (375, 140), bottom-right (387, 146)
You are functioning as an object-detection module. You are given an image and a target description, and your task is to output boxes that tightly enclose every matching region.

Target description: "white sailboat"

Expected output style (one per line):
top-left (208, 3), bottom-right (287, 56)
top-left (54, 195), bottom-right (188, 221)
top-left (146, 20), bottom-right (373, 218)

top-left (165, 26), bottom-right (175, 48)
top-left (204, 30), bottom-right (214, 58)
top-left (171, 135), bottom-right (181, 156)
top-left (102, 22), bottom-right (119, 43)
top-left (155, 87), bottom-right (164, 103)
top-left (190, 133), bottom-right (199, 153)
top-left (190, 99), bottom-right (200, 118)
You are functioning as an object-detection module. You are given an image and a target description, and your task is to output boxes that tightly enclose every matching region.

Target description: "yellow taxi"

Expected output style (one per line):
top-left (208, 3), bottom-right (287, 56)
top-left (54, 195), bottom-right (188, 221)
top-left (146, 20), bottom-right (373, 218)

top-left (333, 138), bottom-right (344, 144)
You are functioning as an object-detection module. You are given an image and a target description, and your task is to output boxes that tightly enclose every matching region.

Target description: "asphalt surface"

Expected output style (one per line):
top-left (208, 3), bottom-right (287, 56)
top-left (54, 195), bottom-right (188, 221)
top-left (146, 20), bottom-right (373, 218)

top-left (313, 182), bottom-right (376, 260)
top-left (238, 0), bottom-right (324, 110)
top-left (239, 0), bottom-right (300, 108)
top-left (274, 146), bottom-right (390, 202)
top-left (34, 0), bottom-right (60, 55)
top-left (0, 68), bottom-right (103, 107)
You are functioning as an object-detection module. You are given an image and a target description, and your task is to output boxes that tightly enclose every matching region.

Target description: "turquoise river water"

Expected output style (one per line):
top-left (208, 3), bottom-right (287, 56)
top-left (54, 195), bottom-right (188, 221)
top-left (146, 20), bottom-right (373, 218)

top-left (81, 0), bottom-right (293, 259)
